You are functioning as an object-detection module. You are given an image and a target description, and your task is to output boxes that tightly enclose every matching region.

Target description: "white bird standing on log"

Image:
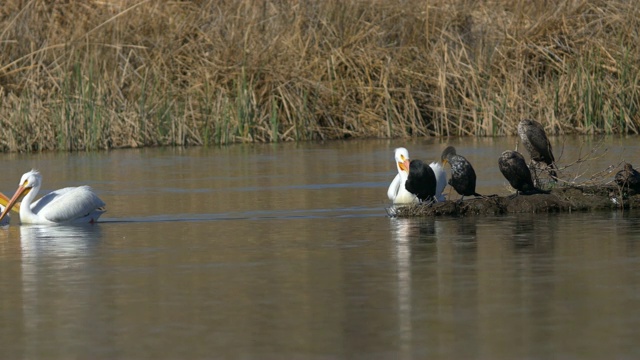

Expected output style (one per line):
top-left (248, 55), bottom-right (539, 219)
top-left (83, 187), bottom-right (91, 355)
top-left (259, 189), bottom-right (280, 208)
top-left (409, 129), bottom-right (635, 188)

top-left (0, 170), bottom-right (106, 225)
top-left (388, 148), bottom-right (417, 204)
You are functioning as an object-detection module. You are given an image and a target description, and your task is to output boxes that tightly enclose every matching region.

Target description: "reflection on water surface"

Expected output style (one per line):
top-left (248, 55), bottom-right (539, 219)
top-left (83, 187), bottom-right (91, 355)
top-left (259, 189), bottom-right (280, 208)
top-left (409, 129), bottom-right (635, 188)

top-left (0, 137), bottom-right (640, 359)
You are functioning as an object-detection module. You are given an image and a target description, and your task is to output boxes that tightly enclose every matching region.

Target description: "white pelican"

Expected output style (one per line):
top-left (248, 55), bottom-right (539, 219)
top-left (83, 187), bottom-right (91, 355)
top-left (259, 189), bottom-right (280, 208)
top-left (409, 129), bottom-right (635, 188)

top-left (430, 161), bottom-right (447, 202)
top-left (0, 170), bottom-right (106, 225)
top-left (387, 148), bottom-right (446, 204)
top-left (388, 148), bottom-right (418, 204)
top-left (0, 192), bottom-right (21, 227)
top-left (0, 206), bottom-right (7, 226)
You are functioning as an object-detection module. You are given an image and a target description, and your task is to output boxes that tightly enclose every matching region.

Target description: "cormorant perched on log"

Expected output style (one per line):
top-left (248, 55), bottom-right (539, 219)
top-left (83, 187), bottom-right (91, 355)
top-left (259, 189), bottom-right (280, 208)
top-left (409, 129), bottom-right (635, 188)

top-left (517, 119), bottom-right (557, 178)
top-left (615, 162), bottom-right (640, 192)
top-left (441, 146), bottom-right (483, 201)
top-left (405, 159), bottom-right (438, 202)
top-left (498, 150), bottom-right (548, 196)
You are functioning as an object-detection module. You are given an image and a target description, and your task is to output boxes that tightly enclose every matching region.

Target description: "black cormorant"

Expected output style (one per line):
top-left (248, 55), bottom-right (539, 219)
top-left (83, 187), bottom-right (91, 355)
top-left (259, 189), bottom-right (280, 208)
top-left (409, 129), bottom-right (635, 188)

top-left (615, 162), bottom-right (640, 192)
top-left (498, 150), bottom-right (548, 195)
top-left (441, 146), bottom-right (482, 201)
top-left (517, 119), bottom-right (557, 178)
top-left (405, 159), bottom-right (437, 202)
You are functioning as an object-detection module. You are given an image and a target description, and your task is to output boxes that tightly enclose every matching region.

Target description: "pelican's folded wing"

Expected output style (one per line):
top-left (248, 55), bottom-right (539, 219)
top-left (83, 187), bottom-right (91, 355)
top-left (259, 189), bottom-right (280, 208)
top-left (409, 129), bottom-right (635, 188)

top-left (387, 174), bottom-right (401, 201)
top-left (36, 186), bottom-right (106, 223)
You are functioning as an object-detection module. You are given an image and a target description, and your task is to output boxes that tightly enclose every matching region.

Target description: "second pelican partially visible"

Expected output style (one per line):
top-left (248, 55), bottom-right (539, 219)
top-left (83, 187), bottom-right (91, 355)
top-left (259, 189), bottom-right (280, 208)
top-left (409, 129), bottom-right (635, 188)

top-left (0, 193), bottom-right (11, 227)
top-left (0, 170), bottom-right (106, 225)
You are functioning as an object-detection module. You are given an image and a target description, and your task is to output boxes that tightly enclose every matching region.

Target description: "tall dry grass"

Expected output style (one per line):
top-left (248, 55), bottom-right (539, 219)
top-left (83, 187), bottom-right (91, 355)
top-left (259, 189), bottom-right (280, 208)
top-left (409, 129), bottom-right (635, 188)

top-left (1, 0), bottom-right (639, 151)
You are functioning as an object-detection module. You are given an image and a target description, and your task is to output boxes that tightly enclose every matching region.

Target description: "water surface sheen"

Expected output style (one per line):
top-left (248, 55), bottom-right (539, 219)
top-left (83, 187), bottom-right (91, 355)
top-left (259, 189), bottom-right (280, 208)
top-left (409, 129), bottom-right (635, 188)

top-left (0, 137), bottom-right (639, 359)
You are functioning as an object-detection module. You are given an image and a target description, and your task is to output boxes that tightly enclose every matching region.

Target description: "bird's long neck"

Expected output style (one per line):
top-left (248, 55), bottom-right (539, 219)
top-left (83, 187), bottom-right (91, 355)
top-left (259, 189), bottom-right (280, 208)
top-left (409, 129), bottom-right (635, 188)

top-left (395, 171), bottom-right (411, 197)
top-left (19, 184), bottom-right (40, 222)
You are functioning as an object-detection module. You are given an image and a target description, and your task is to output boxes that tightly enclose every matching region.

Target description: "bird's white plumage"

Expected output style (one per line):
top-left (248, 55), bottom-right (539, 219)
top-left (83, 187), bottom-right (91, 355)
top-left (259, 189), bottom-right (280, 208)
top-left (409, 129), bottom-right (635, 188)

top-left (388, 172), bottom-right (418, 204)
top-left (430, 162), bottom-right (447, 202)
top-left (0, 170), bottom-right (106, 225)
top-left (388, 148), bottom-right (418, 204)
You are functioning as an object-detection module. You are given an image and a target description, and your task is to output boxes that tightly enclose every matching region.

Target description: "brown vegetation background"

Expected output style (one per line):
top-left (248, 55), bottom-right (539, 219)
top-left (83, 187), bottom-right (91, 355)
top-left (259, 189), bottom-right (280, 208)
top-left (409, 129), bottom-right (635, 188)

top-left (0, 0), bottom-right (639, 152)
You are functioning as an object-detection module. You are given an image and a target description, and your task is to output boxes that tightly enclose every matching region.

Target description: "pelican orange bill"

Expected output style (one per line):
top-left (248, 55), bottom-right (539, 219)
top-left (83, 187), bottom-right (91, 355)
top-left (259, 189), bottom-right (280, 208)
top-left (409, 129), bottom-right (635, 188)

top-left (0, 186), bottom-right (30, 222)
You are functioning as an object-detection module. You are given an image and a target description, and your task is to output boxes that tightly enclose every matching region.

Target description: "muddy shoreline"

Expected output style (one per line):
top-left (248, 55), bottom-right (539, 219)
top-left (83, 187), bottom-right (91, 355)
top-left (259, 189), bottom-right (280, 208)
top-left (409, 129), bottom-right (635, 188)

top-left (388, 185), bottom-right (640, 217)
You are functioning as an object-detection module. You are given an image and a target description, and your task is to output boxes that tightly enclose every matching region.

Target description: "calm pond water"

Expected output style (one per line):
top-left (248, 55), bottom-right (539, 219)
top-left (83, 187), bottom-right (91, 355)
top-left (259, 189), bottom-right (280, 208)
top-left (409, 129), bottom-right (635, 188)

top-left (0, 136), bottom-right (639, 359)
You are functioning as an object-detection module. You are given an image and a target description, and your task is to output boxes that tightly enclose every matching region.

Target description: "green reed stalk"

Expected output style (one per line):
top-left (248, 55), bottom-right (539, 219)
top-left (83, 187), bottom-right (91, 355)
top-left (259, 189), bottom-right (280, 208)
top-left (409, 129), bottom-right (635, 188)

top-left (201, 85), bottom-right (214, 147)
top-left (270, 98), bottom-right (279, 142)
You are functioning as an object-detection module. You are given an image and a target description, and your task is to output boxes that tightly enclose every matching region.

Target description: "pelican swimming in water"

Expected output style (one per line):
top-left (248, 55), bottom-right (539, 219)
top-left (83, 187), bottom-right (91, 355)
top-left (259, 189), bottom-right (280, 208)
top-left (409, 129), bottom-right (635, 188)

top-left (0, 206), bottom-right (8, 226)
top-left (387, 147), bottom-right (446, 204)
top-left (0, 192), bottom-right (22, 226)
top-left (0, 170), bottom-right (106, 225)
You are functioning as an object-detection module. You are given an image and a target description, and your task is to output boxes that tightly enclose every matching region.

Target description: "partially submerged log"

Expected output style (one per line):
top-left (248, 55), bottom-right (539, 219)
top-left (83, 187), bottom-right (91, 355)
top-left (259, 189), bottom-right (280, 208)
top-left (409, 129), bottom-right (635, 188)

top-left (388, 185), bottom-right (640, 217)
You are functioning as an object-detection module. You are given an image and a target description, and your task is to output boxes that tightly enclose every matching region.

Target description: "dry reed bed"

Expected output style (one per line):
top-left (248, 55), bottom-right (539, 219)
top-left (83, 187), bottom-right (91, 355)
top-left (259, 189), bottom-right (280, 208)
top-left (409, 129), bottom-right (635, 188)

top-left (1, 0), bottom-right (639, 151)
